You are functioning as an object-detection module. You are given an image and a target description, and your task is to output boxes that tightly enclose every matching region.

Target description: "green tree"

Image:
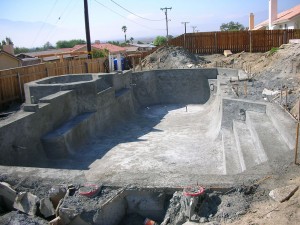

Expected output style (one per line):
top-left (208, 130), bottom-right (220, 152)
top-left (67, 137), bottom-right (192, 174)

top-left (91, 49), bottom-right (109, 58)
top-left (56, 39), bottom-right (86, 48)
top-left (220, 21), bottom-right (245, 31)
top-left (14, 47), bottom-right (30, 54)
top-left (121, 25), bottom-right (127, 43)
top-left (107, 41), bottom-right (121, 46)
top-left (137, 41), bottom-right (144, 44)
top-left (43, 41), bottom-right (54, 50)
top-left (130, 37), bottom-right (134, 44)
top-left (153, 36), bottom-right (167, 46)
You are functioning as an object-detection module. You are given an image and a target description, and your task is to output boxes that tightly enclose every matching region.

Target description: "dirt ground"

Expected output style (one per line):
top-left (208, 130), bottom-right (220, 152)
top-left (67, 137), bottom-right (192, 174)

top-left (141, 44), bottom-right (300, 118)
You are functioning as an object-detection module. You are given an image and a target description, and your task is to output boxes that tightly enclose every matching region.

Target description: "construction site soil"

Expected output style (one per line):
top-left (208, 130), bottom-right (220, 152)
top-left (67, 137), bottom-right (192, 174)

top-left (1, 44), bottom-right (300, 225)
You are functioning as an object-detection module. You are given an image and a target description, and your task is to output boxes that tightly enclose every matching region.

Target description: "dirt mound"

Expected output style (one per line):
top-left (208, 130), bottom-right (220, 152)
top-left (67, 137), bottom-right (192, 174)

top-left (204, 43), bottom-right (300, 116)
top-left (141, 46), bottom-right (208, 70)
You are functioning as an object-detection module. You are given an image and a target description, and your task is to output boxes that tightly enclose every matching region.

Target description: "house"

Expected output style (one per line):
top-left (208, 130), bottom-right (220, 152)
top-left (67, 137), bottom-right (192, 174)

top-left (253, 1), bottom-right (300, 30)
top-left (129, 43), bottom-right (156, 52)
top-left (71, 43), bottom-right (126, 55)
top-left (0, 50), bottom-right (21, 70)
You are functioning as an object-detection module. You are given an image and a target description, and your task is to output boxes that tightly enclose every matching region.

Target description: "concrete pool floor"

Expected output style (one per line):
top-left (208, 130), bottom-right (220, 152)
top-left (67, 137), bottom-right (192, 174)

top-left (45, 94), bottom-right (225, 186)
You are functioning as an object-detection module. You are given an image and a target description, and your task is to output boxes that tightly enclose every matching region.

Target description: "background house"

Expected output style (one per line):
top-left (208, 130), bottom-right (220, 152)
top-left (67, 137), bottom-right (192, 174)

top-left (0, 50), bottom-right (21, 70)
top-left (254, 1), bottom-right (300, 30)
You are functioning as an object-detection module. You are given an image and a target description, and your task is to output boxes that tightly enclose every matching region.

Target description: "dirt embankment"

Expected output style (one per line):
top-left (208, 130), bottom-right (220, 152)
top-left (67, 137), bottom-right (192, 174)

top-left (141, 44), bottom-right (300, 118)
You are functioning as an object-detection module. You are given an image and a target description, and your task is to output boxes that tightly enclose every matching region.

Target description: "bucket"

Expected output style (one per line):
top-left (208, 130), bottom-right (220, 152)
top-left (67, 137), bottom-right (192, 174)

top-left (144, 218), bottom-right (158, 225)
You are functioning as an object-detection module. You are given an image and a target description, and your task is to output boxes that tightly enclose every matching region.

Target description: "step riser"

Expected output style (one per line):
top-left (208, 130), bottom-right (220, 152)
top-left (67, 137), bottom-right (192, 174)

top-left (246, 112), bottom-right (268, 163)
top-left (266, 104), bottom-right (297, 150)
top-left (232, 123), bottom-right (246, 172)
top-left (42, 113), bottom-right (95, 159)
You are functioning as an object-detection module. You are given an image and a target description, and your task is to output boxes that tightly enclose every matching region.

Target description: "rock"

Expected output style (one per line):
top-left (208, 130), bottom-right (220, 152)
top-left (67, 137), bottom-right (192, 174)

top-left (59, 207), bottom-right (78, 224)
top-left (49, 216), bottom-right (64, 225)
top-left (49, 185), bottom-right (67, 208)
top-left (0, 182), bottom-right (16, 210)
top-left (69, 215), bottom-right (91, 225)
top-left (40, 197), bottom-right (55, 218)
top-left (236, 210), bottom-right (247, 216)
top-left (269, 185), bottom-right (299, 202)
top-left (187, 64), bottom-right (194, 68)
top-left (182, 221), bottom-right (199, 225)
top-left (224, 50), bottom-right (233, 57)
top-left (199, 217), bottom-right (208, 223)
top-left (13, 192), bottom-right (39, 216)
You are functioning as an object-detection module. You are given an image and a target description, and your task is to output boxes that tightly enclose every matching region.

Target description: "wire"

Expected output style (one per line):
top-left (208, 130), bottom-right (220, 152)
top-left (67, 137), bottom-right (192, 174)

top-left (110, 0), bottom-right (164, 22)
top-left (31, 0), bottom-right (59, 47)
top-left (93, 0), bottom-right (164, 31)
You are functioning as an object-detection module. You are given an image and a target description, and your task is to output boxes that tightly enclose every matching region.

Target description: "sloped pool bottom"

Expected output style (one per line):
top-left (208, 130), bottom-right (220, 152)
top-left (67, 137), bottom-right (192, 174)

top-left (46, 100), bottom-right (224, 186)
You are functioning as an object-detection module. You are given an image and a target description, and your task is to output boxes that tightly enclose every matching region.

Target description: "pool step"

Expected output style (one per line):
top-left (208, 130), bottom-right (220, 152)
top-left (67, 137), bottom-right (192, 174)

top-left (246, 111), bottom-right (290, 161)
top-left (233, 120), bottom-right (262, 172)
top-left (266, 104), bottom-right (297, 150)
top-left (222, 128), bottom-right (242, 174)
top-left (41, 112), bottom-right (95, 159)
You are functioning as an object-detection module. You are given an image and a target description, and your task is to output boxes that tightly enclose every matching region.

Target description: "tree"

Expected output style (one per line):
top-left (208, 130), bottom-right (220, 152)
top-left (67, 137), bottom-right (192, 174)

top-left (220, 21), bottom-right (245, 31)
top-left (43, 41), bottom-right (54, 50)
top-left (14, 47), bottom-right (30, 54)
top-left (56, 39), bottom-right (86, 48)
top-left (137, 41), bottom-right (144, 44)
top-left (153, 36), bottom-right (167, 46)
top-left (5, 37), bottom-right (13, 45)
top-left (107, 41), bottom-right (121, 46)
top-left (130, 37), bottom-right (134, 44)
top-left (91, 49), bottom-right (109, 58)
top-left (121, 25), bottom-right (127, 43)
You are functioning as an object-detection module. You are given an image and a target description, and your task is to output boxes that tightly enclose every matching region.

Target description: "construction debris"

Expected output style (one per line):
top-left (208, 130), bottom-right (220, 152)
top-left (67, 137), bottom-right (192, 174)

top-left (13, 192), bottom-right (39, 216)
top-left (40, 197), bottom-right (56, 218)
top-left (0, 182), bottom-right (16, 210)
top-left (269, 185), bottom-right (299, 203)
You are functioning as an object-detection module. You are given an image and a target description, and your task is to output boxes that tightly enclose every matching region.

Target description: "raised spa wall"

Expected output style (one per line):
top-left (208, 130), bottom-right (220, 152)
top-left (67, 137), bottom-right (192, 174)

top-left (0, 69), bottom-right (238, 166)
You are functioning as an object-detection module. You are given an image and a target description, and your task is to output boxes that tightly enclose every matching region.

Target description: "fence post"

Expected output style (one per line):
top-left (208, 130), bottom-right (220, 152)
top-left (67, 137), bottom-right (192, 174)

top-left (45, 67), bottom-right (49, 77)
top-left (214, 32), bottom-right (217, 54)
top-left (249, 31), bottom-right (253, 53)
top-left (17, 72), bottom-right (23, 101)
top-left (284, 30), bottom-right (287, 44)
top-left (85, 61), bottom-right (89, 73)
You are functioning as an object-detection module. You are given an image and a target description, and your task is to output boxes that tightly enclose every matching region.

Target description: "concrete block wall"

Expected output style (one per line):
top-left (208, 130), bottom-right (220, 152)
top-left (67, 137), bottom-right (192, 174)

top-left (0, 90), bottom-right (78, 166)
top-left (132, 69), bottom-right (218, 106)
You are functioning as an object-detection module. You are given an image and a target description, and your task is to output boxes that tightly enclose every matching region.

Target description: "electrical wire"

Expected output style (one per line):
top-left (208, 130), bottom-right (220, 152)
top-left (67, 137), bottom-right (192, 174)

top-left (31, 0), bottom-right (59, 47)
top-left (110, 0), bottom-right (164, 22)
top-left (46, 0), bottom-right (76, 44)
top-left (93, 0), bottom-right (164, 31)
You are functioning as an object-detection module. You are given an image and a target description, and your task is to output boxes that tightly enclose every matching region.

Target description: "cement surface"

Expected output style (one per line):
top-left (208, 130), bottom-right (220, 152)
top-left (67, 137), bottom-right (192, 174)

top-left (46, 95), bottom-right (224, 186)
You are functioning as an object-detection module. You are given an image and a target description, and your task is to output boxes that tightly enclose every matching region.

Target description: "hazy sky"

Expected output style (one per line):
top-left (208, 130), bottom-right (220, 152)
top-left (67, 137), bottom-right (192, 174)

top-left (0, 0), bottom-right (299, 48)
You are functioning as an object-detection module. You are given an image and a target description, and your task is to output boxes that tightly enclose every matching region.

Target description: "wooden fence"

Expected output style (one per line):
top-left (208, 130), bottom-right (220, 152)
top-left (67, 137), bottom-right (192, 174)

top-left (169, 29), bottom-right (300, 54)
top-left (0, 58), bottom-right (107, 108)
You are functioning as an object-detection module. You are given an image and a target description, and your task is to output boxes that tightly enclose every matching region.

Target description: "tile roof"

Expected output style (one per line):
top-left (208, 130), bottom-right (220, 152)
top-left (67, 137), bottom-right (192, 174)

top-left (254, 4), bottom-right (300, 30)
top-left (72, 43), bottom-right (126, 54)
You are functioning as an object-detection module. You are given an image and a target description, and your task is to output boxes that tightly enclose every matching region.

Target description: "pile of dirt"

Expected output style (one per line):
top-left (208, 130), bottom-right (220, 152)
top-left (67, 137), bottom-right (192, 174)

top-left (203, 43), bottom-right (300, 116)
top-left (140, 46), bottom-right (209, 70)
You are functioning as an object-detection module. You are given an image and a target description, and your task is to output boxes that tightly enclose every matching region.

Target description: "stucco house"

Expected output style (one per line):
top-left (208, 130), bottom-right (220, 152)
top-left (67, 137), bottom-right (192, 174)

top-left (0, 50), bottom-right (21, 70)
top-left (254, 1), bottom-right (300, 30)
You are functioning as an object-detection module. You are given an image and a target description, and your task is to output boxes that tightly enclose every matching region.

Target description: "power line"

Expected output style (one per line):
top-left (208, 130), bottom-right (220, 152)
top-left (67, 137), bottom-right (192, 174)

top-left (110, 0), bottom-right (164, 22)
top-left (31, 0), bottom-right (59, 47)
top-left (93, 0), bottom-right (164, 31)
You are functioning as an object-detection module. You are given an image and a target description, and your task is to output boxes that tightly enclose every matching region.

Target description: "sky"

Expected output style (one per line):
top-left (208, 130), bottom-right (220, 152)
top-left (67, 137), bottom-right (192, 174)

top-left (0, 0), bottom-right (299, 48)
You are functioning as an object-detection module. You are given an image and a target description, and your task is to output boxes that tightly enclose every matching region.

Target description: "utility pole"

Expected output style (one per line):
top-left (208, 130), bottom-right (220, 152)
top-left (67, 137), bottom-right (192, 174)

top-left (192, 26), bottom-right (197, 33)
top-left (181, 22), bottom-right (189, 48)
top-left (160, 7), bottom-right (172, 45)
top-left (84, 0), bottom-right (92, 59)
